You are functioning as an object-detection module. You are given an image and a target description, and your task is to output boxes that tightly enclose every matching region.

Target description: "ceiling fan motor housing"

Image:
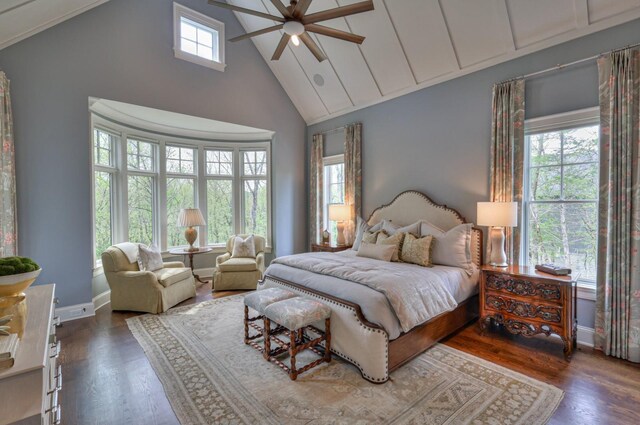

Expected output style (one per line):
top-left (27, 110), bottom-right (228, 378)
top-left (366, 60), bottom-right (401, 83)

top-left (283, 20), bottom-right (305, 36)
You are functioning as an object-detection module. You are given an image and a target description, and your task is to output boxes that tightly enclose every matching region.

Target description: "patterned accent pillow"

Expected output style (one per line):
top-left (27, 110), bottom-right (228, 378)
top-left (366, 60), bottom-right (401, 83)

top-left (137, 244), bottom-right (163, 272)
top-left (232, 235), bottom-right (256, 258)
top-left (362, 230), bottom-right (384, 245)
top-left (401, 234), bottom-right (434, 267)
top-left (376, 231), bottom-right (405, 262)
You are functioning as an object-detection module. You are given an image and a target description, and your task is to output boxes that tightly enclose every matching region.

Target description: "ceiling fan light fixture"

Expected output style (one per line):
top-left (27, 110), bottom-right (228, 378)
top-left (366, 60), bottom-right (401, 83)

top-left (283, 20), bottom-right (305, 36)
top-left (291, 34), bottom-right (300, 46)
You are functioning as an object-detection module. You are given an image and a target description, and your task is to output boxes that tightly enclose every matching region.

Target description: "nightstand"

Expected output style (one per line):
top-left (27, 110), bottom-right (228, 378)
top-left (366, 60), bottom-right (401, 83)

top-left (479, 265), bottom-right (577, 360)
top-left (311, 243), bottom-right (352, 253)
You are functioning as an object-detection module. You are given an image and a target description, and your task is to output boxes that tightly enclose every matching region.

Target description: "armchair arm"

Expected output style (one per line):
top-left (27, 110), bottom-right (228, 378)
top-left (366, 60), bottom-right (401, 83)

top-left (256, 252), bottom-right (265, 273)
top-left (216, 253), bottom-right (231, 267)
top-left (163, 261), bottom-right (186, 268)
top-left (113, 270), bottom-right (159, 287)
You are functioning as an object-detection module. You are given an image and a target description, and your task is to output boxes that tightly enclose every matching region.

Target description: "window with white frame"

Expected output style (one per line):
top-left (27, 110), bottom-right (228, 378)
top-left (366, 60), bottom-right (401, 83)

top-left (523, 108), bottom-right (599, 285)
top-left (173, 2), bottom-right (225, 72)
top-left (323, 155), bottom-right (345, 243)
top-left (91, 118), bottom-right (271, 266)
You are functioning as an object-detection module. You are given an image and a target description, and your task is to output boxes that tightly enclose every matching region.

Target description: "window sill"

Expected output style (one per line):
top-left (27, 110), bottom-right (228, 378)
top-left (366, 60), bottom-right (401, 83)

top-left (577, 283), bottom-right (596, 301)
top-left (174, 49), bottom-right (226, 72)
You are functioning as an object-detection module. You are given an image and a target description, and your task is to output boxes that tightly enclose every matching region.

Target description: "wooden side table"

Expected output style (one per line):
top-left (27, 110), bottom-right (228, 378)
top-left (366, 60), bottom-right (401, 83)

top-left (311, 243), bottom-right (352, 253)
top-left (479, 265), bottom-right (577, 360)
top-left (168, 247), bottom-right (213, 285)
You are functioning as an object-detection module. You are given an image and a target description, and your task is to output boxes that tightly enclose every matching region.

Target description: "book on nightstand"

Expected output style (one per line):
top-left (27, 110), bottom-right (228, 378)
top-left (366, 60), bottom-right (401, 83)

top-left (0, 333), bottom-right (19, 369)
top-left (535, 263), bottom-right (572, 276)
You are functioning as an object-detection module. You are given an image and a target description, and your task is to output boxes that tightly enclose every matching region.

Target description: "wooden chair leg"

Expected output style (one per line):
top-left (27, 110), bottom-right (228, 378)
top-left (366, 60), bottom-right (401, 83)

top-left (289, 330), bottom-right (298, 381)
top-left (297, 328), bottom-right (304, 344)
top-left (324, 318), bottom-right (331, 363)
top-left (263, 317), bottom-right (271, 360)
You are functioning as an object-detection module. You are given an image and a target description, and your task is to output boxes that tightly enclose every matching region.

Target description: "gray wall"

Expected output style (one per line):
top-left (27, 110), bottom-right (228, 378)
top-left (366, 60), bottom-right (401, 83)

top-left (308, 18), bottom-right (640, 329)
top-left (0, 0), bottom-right (307, 307)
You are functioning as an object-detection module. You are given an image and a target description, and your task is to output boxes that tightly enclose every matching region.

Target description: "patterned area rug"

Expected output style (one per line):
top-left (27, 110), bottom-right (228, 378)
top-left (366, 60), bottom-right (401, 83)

top-left (127, 295), bottom-right (563, 425)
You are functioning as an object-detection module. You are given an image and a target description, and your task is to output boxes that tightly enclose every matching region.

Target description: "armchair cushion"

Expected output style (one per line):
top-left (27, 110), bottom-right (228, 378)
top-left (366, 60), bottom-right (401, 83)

top-left (154, 267), bottom-right (192, 288)
top-left (218, 257), bottom-right (258, 272)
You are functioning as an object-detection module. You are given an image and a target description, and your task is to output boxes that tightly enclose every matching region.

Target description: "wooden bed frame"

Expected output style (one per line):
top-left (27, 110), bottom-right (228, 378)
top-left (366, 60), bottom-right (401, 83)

top-left (260, 190), bottom-right (483, 383)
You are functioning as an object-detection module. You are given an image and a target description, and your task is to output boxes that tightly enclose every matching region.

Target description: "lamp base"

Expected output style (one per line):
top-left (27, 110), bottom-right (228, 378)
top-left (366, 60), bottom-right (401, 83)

top-left (185, 227), bottom-right (199, 251)
top-left (489, 226), bottom-right (509, 267)
top-left (336, 221), bottom-right (346, 246)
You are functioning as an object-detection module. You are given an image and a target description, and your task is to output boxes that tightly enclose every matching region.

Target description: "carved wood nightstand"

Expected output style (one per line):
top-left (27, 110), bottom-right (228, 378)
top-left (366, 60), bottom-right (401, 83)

top-left (479, 265), bottom-right (577, 360)
top-left (311, 244), bottom-right (352, 253)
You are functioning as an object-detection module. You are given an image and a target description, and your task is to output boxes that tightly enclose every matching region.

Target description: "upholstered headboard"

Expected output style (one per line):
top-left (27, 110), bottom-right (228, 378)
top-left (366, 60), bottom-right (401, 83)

top-left (367, 191), bottom-right (484, 267)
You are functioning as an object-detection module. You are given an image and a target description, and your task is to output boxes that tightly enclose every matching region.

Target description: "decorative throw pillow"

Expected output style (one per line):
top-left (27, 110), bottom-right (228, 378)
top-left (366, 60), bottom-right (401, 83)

top-left (376, 231), bottom-right (405, 262)
top-left (420, 222), bottom-right (473, 273)
top-left (362, 230), bottom-right (384, 245)
top-left (137, 244), bottom-right (163, 272)
top-left (369, 221), bottom-right (383, 233)
top-left (401, 234), bottom-right (434, 267)
top-left (356, 242), bottom-right (395, 262)
top-left (232, 235), bottom-right (256, 258)
top-left (382, 219), bottom-right (421, 236)
top-left (352, 216), bottom-right (370, 251)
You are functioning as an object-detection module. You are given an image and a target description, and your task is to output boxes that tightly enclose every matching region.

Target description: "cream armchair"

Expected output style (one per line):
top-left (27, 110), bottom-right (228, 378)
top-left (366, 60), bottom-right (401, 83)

top-left (102, 243), bottom-right (196, 314)
top-left (214, 234), bottom-right (266, 291)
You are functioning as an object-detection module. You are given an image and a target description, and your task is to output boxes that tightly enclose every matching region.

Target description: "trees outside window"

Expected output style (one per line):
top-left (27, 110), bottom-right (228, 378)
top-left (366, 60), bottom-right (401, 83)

top-left (524, 112), bottom-right (599, 284)
top-left (93, 128), bottom-right (118, 259)
top-left (323, 155), bottom-right (345, 243)
top-left (242, 150), bottom-right (268, 238)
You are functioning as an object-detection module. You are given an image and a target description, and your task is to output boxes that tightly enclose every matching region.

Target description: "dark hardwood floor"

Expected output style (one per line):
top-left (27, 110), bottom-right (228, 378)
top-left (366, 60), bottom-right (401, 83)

top-left (57, 283), bottom-right (640, 424)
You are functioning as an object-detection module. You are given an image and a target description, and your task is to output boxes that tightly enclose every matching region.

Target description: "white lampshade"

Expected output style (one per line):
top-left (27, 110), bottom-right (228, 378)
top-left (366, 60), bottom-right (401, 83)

top-left (176, 208), bottom-right (206, 227)
top-left (329, 204), bottom-right (351, 222)
top-left (477, 202), bottom-right (518, 227)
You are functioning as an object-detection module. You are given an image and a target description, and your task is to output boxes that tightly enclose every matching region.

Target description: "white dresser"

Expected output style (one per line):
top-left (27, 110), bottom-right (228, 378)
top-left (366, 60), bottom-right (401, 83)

top-left (0, 285), bottom-right (61, 425)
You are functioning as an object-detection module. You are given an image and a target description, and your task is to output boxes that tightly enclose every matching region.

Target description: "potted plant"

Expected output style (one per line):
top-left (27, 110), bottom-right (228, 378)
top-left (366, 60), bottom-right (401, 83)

top-left (0, 257), bottom-right (41, 297)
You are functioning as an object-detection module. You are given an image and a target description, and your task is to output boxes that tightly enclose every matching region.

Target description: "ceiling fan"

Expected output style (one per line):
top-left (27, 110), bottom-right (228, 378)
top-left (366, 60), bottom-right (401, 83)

top-left (208, 0), bottom-right (374, 62)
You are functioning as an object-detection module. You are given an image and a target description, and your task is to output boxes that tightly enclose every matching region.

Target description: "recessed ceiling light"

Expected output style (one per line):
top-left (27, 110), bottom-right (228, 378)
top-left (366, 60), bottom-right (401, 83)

top-left (313, 74), bottom-right (325, 87)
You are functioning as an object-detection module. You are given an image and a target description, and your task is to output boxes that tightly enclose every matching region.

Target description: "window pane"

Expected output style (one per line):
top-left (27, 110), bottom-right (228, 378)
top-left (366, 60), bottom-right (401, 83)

top-left (94, 129), bottom-right (116, 167)
top-left (128, 175), bottom-right (155, 245)
top-left (127, 139), bottom-right (155, 172)
top-left (181, 38), bottom-right (197, 56)
top-left (197, 28), bottom-right (213, 47)
top-left (198, 44), bottom-right (213, 61)
top-left (563, 125), bottom-right (599, 164)
top-left (244, 179), bottom-right (267, 237)
top-left (166, 146), bottom-right (195, 175)
top-left (166, 178), bottom-right (195, 247)
top-left (180, 20), bottom-right (197, 41)
top-left (528, 203), bottom-right (597, 280)
top-left (206, 150), bottom-right (233, 176)
top-left (529, 166), bottom-right (561, 200)
top-left (207, 179), bottom-right (233, 244)
top-left (563, 163), bottom-right (598, 200)
top-left (243, 150), bottom-right (267, 176)
top-left (529, 132), bottom-right (561, 166)
top-left (94, 171), bottom-right (112, 258)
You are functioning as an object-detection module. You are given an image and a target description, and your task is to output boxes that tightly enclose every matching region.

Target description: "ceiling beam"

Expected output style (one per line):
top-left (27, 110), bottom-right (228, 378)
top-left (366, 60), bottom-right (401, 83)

top-left (574, 0), bottom-right (590, 27)
top-left (496, 0), bottom-right (516, 52)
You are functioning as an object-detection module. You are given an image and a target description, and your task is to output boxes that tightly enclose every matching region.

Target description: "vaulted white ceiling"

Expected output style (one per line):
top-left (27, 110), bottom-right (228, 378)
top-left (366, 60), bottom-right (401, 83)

top-left (0, 0), bottom-right (109, 50)
top-left (228, 0), bottom-right (640, 124)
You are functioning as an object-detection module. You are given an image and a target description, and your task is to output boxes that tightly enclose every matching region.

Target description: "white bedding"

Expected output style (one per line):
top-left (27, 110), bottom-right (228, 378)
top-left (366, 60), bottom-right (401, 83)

top-left (265, 250), bottom-right (478, 340)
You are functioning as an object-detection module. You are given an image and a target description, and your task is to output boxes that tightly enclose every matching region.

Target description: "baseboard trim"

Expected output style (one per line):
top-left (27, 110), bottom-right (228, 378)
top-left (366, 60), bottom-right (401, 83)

top-left (577, 325), bottom-right (595, 347)
top-left (55, 302), bottom-right (95, 323)
top-left (93, 290), bottom-right (111, 311)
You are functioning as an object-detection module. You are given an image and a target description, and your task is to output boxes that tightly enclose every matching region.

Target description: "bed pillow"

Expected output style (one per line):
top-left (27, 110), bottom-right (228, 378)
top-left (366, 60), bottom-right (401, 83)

top-left (382, 219), bottom-right (421, 236)
top-left (420, 222), bottom-right (473, 273)
top-left (362, 229), bottom-right (385, 244)
top-left (352, 217), bottom-right (384, 250)
top-left (356, 242), bottom-right (395, 262)
top-left (376, 231), bottom-right (405, 262)
top-left (232, 235), bottom-right (256, 258)
top-left (401, 234), bottom-right (434, 267)
top-left (137, 244), bottom-right (163, 272)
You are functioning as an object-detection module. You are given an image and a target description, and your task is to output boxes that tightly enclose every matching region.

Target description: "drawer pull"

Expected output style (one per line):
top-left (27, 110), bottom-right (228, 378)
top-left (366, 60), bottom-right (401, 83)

top-left (46, 388), bottom-right (59, 414)
top-left (53, 297), bottom-right (60, 305)
top-left (49, 334), bottom-right (57, 345)
top-left (53, 316), bottom-right (61, 327)
top-left (52, 406), bottom-right (62, 425)
top-left (50, 341), bottom-right (61, 359)
top-left (49, 365), bottom-right (62, 394)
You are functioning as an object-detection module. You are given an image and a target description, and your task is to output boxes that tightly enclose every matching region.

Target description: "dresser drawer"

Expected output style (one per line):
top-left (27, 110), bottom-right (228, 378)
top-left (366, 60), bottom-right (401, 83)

top-left (484, 292), bottom-right (564, 324)
top-left (484, 273), bottom-right (562, 304)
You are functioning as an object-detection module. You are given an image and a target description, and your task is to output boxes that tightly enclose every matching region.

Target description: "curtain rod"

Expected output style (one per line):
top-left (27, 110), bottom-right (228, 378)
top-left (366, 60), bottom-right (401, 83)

top-left (314, 122), bottom-right (361, 137)
top-left (497, 41), bottom-right (640, 85)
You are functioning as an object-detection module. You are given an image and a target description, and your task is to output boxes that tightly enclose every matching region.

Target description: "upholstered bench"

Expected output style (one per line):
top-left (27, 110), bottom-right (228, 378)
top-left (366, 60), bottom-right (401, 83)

top-left (243, 288), bottom-right (297, 351)
top-left (263, 297), bottom-right (332, 381)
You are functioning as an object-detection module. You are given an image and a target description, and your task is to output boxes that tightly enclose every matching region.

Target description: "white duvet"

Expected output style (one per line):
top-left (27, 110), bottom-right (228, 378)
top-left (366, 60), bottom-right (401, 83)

top-left (272, 252), bottom-right (460, 333)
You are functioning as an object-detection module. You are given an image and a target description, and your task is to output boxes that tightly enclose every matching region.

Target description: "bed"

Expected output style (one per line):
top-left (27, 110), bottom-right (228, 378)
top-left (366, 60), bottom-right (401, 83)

top-left (258, 191), bottom-right (483, 383)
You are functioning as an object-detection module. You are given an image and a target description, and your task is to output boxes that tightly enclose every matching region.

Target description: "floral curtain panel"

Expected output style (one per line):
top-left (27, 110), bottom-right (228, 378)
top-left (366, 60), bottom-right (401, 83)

top-left (309, 133), bottom-right (324, 246)
top-left (344, 123), bottom-right (362, 245)
top-left (0, 71), bottom-right (17, 257)
top-left (595, 48), bottom-right (640, 363)
top-left (489, 79), bottom-right (525, 265)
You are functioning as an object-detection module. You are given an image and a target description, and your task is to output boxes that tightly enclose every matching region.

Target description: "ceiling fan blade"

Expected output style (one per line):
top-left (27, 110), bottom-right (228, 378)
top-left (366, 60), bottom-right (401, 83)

top-left (292, 0), bottom-right (313, 18)
top-left (229, 24), bottom-right (284, 42)
top-left (208, 1), bottom-right (285, 22)
top-left (304, 23), bottom-right (365, 44)
top-left (272, 33), bottom-right (291, 60)
top-left (299, 32), bottom-right (327, 62)
top-left (302, 0), bottom-right (374, 25)
top-left (269, 0), bottom-right (291, 18)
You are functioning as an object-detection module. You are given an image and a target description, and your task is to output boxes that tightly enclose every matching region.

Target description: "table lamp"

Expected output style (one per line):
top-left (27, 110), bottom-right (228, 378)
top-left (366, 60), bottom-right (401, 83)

top-left (177, 208), bottom-right (206, 252)
top-left (477, 202), bottom-right (518, 267)
top-left (329, 204), bottom-right (351, 246)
